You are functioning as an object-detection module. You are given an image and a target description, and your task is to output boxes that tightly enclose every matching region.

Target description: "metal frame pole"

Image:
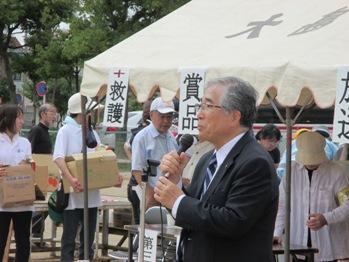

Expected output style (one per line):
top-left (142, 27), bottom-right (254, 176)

top-left (81, 95), bottom-right (89, 260)
top-left (138, 181), bottom-right (146, 262)
top-left (284, 107), bottom-right (292, 262)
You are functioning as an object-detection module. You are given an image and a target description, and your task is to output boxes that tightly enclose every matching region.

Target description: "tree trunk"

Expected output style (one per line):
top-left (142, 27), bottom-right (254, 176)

top-left (74, 66), bottom-right (80, 93)
top-left (0, 54), bottom-right (6, 81)
top-left (0, 48), bottom-right (16, 103)
top-left (51, 78), bottom-right (57, 104)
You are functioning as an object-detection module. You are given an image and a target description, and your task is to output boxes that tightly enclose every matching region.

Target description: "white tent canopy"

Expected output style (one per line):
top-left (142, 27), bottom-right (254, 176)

top-left (81, 0), bottom-right (349, 107)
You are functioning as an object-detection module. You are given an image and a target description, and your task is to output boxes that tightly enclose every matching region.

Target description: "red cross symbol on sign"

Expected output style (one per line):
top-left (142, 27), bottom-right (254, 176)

top-left (113, 69), bottom-right (125, 78)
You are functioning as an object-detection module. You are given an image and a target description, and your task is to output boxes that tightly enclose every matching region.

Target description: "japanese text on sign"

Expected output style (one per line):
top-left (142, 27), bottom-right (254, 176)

top-left (141, 229), bottom-right (158, 262)
top-left (226, 7), bottom-right (348, 39)
top-left (103, 68), bottom-right (129, 127)
top-left (333, 67), bottom-right (349, 143)
top-left (178, 69), bottom-right (206, 135)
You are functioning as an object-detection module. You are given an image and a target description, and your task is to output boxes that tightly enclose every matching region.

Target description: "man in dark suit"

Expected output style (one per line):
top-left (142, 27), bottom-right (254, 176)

top-left (154, 76), bottom-right (279, 262)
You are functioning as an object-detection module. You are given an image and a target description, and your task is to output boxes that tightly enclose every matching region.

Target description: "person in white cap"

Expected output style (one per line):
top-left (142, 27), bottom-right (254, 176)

top-left (131, 97), bottom-right (178, 210)
top-left (53, 93), bottom-right (122, 261)
top-left (274, 131), bottom-right (349, 262)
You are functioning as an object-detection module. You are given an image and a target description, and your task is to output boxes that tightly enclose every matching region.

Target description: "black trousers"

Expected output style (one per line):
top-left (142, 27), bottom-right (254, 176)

top-left (0, 211), bottom-right (32, 262)
top-left (60, 208), bottom-right (97, 262)
top-left (127, 184), bottom-right (140, 224)
top-left (32, 211), bottom-right (48, 237)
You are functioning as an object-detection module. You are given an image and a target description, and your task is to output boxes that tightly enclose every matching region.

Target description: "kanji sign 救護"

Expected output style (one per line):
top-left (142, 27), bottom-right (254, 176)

top-left (333, 67), bottom-right (349, 143)
top-left (103, 68), bottom-right (129, 128)
top-left (178, 69), bottom-right (206, 135)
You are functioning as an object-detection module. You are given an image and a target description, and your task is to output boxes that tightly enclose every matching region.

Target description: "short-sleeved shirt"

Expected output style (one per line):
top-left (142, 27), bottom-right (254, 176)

top-left (131, 123), bottom-right (178, 187)
top-left (53, 118), bottom-right (101, 210)
top-left (0, 133), bottom-right (33, 212)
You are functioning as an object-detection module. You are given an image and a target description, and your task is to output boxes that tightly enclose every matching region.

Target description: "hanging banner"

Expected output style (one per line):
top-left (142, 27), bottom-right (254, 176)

top-left (333, 66), bottom-right (349, 144)
top-left (141, 229), bottom-right (158, 262)
top-left (178, 68), bottom-right (206, 135)
top-left (103, 68), bottom-right (129, 127)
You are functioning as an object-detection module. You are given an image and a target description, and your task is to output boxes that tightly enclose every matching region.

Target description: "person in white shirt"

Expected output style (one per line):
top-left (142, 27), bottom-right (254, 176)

top-left (274, 131), bottom-right (349, 262)
top-left (53, 93), bottom-right (122, 261)
top-left (0, 104), bottom-right (32, 262)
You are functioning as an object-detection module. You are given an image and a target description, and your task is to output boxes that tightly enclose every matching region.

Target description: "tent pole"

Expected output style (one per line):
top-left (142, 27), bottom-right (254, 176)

top-left (266, 92), bottom-right (285, 123)
top-left (81, 95), bottom-right (90, 260)
top-left (284, 107), bottom-right (292, 262)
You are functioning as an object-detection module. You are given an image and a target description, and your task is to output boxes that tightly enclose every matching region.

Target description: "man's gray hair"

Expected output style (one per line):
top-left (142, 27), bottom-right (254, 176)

top-left (205, 76), bottom-right (258, 128)
top-left (38, 103), bottom-right (55, 120)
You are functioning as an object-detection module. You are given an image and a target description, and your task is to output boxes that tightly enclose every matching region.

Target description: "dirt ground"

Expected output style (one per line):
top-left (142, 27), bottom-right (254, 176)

top-left (7, 172), bottom-right (132, 262)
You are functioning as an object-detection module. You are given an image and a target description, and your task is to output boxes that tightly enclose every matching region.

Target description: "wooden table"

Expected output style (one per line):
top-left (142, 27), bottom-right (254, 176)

top-left (7, 196), bottom-right (132, 258)
top-left (273, 244), bottom-right (318, 262)
top-left (124, 224), bottom-right (181, 262)
top-left (124, 224), bottom-right (319, 262)
top-left (96, 195), bottom-right (131, 257)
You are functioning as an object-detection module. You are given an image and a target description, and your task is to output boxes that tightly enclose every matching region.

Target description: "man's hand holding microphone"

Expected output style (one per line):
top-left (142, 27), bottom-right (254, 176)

top-left (154, 134), bottom-right (193, 209)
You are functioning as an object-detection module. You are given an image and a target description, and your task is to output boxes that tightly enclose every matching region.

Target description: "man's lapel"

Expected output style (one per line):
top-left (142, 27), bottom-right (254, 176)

top-left (191, 150), bottom-right (214, 198)
top-left (201, 131), bottom-right (253, 200)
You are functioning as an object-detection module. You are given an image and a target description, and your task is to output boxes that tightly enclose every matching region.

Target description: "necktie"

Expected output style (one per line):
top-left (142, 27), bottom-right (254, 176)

top-left (203, 153), bottom-right (217, 194)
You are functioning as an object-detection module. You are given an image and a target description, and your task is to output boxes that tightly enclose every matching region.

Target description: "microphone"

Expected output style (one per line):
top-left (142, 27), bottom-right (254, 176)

top-left (163, 134), bottom-right (194, 178)
top-left (177, 134), bottom-right (194, 155)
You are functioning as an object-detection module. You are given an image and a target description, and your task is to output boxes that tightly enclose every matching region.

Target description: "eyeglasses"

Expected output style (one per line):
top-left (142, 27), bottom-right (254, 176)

top-left (194, 103), bottom-right (222, 112)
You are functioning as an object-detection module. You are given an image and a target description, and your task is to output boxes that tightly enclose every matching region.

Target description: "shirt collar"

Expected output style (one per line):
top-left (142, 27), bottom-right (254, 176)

top-left (0, 132), bottom-right (19, 144)
top-left (63, 115), bottom-right (81, 133)
top-left (38, 122), bottom-right (49, 130)
top-left (215, 132), bottom-right (246, 167)
top-left (148, 123), bottom-right (171, 139)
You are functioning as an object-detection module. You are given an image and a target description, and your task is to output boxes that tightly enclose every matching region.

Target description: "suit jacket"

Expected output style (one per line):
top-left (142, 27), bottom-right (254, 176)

top-left (176, 131), bottom-right (279, 262)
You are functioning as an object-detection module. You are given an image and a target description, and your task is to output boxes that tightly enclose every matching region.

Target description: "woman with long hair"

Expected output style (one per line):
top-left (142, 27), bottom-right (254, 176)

top-left (0, 104), bottom-right (32, 261)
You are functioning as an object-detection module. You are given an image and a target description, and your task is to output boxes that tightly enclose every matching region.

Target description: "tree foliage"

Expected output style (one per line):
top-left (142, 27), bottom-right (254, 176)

top-left (0, 0), bottom-right (76, 103)
top-left (2, 0), bottom-right (189, 119)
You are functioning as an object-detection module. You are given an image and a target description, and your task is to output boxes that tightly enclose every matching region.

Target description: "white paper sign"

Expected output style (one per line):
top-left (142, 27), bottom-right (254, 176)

top-left (333, 67), bottom-right (349, 143)
top-left (103, 68), bottom-right (130, 127)
top-left (176, 234), bottom-right (181, 261)
top-left (140, 229), bottom-right (158, 262)
top-left (178, 68), bottom-right (206, 135)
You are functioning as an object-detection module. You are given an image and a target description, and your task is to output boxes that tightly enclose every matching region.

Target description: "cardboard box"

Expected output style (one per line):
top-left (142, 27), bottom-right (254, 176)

top-left (0, 165), bottom-right (35, 207)
top-left (32, 154), bottom-right (60, 192)
top-left (34, 165), bottom-right (49, 196)
top-left (63, 150), bottom-right (119, 193)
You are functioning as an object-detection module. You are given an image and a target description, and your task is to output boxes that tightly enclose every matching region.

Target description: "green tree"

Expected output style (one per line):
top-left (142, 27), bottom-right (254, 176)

top-left (71, 0), bottom-right (189, 111)
top-left (0, 0), bottom-right (76, 103)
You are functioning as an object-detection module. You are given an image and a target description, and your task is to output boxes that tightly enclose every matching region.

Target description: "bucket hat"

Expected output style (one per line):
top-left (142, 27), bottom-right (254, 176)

top-left (296, 131), bottom-right (327, 165)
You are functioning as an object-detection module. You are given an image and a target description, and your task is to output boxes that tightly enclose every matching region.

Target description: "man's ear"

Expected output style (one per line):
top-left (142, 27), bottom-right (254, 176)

top-left (150, 111), bottom-right (155, 121)
top-left (231, 110), bottom-right (241, 125)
